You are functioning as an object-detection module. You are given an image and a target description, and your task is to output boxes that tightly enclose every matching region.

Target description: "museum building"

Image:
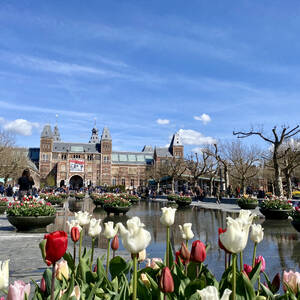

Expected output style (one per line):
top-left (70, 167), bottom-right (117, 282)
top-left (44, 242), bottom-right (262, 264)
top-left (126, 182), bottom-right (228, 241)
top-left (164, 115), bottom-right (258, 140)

top-left (38, 124), bottom-right (184, 189)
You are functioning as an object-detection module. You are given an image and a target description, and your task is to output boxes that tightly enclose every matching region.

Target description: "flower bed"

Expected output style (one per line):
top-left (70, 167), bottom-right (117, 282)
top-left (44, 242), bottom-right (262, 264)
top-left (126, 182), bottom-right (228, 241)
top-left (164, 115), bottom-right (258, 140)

top-left (0, 198), bottom-right (8, 214)
top-left (119, 193), bottom-right (140, 203)
top-left (237, 195), bottom-right (258, 209)
top-left (45, 195), bottom-right (65, 206)
top-left (259, 197), bottom-right (293, 219)
top-left (74, 193), bottom-right (85, 200)
top-left (102, 194), bottom-right (132, 215)
top-left (167, 194), bottom-right (192, 207)
top-left (90, 193), bottom-right (105, 207)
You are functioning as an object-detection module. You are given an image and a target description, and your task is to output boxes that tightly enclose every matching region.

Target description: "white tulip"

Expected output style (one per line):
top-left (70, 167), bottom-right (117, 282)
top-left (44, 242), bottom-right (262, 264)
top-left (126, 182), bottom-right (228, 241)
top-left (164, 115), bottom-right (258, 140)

top-left (197, 286), bottom-right (231, 300)
top-left (178, 223), bottom-right (194, 240)
top-left (219, 215), bottom-right (251, 254)
top-left (88, 218), bottom-right (102, 238)
top-left (66, 220), bottom-right (82, 233)
top-left (103, 221), bottom-right (118, 239)
top-left (74, 211), bottom-right (91, 226)
top-left (0, 259), bottom-right (9, 289)
top-left (250, 224), bottom-right (264, 244)
top-left (160, 207), bottom-right (177, 226)
top-left (117, 217), bottom-right (151, 254)
top-left (238, 210), bottom-right (256, 226)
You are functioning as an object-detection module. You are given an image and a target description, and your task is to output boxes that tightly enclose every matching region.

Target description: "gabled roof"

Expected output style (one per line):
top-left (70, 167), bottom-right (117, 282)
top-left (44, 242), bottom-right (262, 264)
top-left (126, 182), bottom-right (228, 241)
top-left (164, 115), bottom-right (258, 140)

top-left (142, 145), bottom-right (154, 153)
top-left (155, 147), bottom-right (173, 157)
top-left (169, 132), bottom-right (182, 148)
top-left (41, 125), bottom-right (53, 138)
top-left (53, 142), bottom-right (99, 153)
top-left (101, 127), bottom-right (111, 140)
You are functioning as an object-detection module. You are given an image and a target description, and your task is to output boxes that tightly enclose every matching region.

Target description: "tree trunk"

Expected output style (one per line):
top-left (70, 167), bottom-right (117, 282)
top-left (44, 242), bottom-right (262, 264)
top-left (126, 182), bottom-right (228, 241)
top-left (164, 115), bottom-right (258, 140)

top-left (224, 165), bottom-right (229, 190)
top-left (285, 171), bottom-right (292, 199)
top-left (171, 178), bottom-right (175, 193)
top-left (273, 153), bottom-right (284, 196)
top-left (157, 182), bottom-right (160, 193)
top-left (209, 178), bottom-right (214, 196)
top-left (241, 179), bottom-right (246, 195)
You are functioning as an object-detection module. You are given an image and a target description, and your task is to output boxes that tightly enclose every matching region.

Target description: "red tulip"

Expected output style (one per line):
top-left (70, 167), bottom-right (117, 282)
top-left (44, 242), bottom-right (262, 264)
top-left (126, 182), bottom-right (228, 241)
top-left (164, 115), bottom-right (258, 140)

top-left (179, 242), bottom-right (190, 262)
top-left (111, 235), bottom-right (119, 251)
top-left (243, 264), bottom-right (253, 276)
top-left (255, 256), bottom-right (266, 273)
top-left (218, 228), bottom-right (228, 252)
top-left (40, 277), bottom-right (46, 293)
top-left (175, 251), bottom-right (184, 265)
top-left (160, 267), bottom-right (174, 293)
top-left (44, 231), bottom-right (68, 266)
top-left (271, 273), bottom-right (280, 293)
top-left (71, 227), bottom-right (80, 243)
top-left (190, 240), bottom-right (206, 263)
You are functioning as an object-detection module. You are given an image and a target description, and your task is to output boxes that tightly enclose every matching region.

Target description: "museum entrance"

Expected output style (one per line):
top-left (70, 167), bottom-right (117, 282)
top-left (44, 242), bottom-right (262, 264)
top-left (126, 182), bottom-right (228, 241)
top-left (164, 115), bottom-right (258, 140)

top-left (69, 175), bottom-right (84, 190)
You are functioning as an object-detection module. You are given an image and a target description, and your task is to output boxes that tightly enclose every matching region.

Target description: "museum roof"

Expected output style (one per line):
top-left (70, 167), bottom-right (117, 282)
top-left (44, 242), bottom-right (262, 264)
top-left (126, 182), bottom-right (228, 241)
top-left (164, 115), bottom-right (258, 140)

top-left (111, 151), bottom-right (154, 165)
top-left (53, 142), bottom-right (99, 153)
top-left (155, 147), bottom-right (173, 157)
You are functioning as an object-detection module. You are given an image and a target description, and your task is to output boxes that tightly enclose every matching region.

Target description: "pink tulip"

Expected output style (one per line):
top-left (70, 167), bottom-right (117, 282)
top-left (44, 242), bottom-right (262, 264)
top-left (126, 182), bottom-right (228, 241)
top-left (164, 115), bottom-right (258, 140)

top-left (40, 277), bottom-right (46, 292)
top-left (255, 256), bottom-right (266, 273)
top-left (0, 297), bottom-right (5, 300)
top-left (283, 270), bottom-right (300, 293)
top-left (7, 280), bottom-right (30, 300)
top-left (243, 264), bottom-right (253, 276)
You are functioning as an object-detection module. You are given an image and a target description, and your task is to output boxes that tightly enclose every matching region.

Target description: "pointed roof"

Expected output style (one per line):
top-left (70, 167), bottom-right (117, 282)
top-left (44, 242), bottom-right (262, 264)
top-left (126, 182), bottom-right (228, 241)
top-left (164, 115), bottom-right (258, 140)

top-left (101, 127), bottom-right (111, 140)
top-left (169, 132), bottom-right (182, 148)
top-left (53, 125), bottom-right (61, 142)
top-left (89, 127), bottom-right (99, 144)
top-left (142, 145), bottom-right (154, 153)
top-left (41, 124), bottom-right (53, 138)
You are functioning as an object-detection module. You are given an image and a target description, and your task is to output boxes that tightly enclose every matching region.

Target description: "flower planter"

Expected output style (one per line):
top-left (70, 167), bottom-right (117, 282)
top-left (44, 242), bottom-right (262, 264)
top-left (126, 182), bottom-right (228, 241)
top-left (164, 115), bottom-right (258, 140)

top-left (0, 206), bottom-right (7, 214)
top-left (237, 202), bottom-right (258, 210)
top-left (75, 196), bottom-right (85, 201)
top-left (175, 200), bottom-right (192, 208)
top-left (291, 219), bottom-right (300, 232)
top-left (103, 205), bottom-right (131, 216)
top-left (7, 215), bottom-right (56, 231)
top-left (259, 208), bottom-right (292, 220)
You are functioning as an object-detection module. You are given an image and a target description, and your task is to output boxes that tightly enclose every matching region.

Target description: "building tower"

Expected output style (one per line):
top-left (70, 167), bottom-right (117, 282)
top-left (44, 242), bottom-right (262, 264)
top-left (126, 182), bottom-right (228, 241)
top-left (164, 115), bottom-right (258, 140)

top-left (53, 125), bottom-right (61, 142)
top-left (39, 124), bottom-right (54, 179)
top-left (100, 127), bottom-right (112, 185)
top-left (169, 132), bottom-right (184, 158)
top-left (89, 127), bottom-right (100, 144)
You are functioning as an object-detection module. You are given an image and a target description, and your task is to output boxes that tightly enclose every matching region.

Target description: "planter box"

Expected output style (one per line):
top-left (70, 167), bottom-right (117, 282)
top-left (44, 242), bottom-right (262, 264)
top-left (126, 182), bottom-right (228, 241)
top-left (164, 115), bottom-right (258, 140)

top-left (291, 219), bottom-right (300, 232)
top-left (237, 202), bottom-right (258, 210)
top-left (103, 205), bottom-right (131, 216)
top-left (259, 208), bottom-right (292, 220)
top-left (175, 200), bottom-right (192, 207)
top-left (7, 215), bottom-right (56, 231)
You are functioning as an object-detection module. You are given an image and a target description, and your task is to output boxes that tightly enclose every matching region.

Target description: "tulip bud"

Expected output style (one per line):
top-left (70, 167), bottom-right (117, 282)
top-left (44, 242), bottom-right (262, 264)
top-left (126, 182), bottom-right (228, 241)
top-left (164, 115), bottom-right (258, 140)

top-left (55, 260), bottom-right (69, 281)
top-left (40, 277), bottom-right (46, 293)
top-left (179, 242), bottom-right (190, 262)
top-left (271, 273), bottom-right (280, 293)
top-left (160, 267), bottom-right (174, 293)
top-left (71, 227), bottom-right (80, 243)
top-left (175, 251), bottom-right (184, 265)
top-left (138, 249), bottom-right (147, 262)
top-left (190, 240), bottom-right (206, 263)
top-left (140, 273), bottom-right (150, 288)
top-left (243, 264), bottom-right (253, 276)
top-left (111, 235), bottom-right (119, 251)
top-left (255, 256), bottom-right (266, 273)
top-left (218, 228), bottom-right (228, 252)
top-left (93, 265), bottom-right (97, 273)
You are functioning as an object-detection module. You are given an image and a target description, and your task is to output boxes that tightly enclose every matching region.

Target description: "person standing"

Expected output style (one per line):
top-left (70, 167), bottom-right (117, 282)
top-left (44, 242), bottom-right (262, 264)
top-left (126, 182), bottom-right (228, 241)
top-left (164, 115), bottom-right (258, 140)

top-left (18, 169), bottom-right (35, 200)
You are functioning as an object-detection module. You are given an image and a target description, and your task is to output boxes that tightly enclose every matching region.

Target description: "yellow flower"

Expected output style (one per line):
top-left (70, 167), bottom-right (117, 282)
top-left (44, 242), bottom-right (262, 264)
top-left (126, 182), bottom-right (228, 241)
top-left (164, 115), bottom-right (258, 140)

top-left (55, 260), bottom-right (69, 281)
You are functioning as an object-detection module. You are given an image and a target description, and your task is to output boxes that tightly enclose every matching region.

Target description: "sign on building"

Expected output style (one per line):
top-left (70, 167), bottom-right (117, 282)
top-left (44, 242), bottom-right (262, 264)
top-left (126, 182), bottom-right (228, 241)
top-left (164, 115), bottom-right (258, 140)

top-left (70, 160), bottom-right (84, 172)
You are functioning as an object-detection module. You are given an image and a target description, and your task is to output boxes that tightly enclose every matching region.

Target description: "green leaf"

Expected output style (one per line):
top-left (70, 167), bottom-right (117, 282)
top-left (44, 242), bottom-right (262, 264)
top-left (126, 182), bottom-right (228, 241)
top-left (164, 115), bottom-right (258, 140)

top-left (109, 256), bottom-right (130, 279)
top-left (87, 280), bottom-right (102, 300)
top-left (63, 251), bottom-right (75, 272)
top-left (184, 278), bottom-right (206, 298)
top-left (187, 262), bottom-right (198, 281)
top-left (260, 282), bottom-right (275, 300)
top-left (249, 261), bottom-right (261, 285)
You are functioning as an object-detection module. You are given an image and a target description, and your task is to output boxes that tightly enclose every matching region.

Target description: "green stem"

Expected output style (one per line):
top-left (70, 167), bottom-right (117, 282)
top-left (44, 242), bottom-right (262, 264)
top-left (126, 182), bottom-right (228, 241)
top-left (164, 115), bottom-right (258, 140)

top-left (90, 238), bottom-right (95, 269)
top-left (133, 254), bottom-right (138, 300)
top-left (166, 226), bottom-right (170, 268)
top-left (78, 230), bottom-right (83, 258)
top-left (240, 251), bottom-right (243, 272)
top-left (232, 254), bottom-right (237, 300)
top-left (252, 243), bottom-right (257, 268)
top-left (225, 252), bottom-right (228, 270)
top-left (106, 239), bottom-right (110, 277)
top-left (50, 263), bottom-right (56, 300)
top-left (258, 275), bottom-right (261, 293)
top-left (199, 262), bottom-right (203, 276)
top-left (186, 239), bottom-right (188, 248)
top-left (73, 242), bottom-right (76, 264)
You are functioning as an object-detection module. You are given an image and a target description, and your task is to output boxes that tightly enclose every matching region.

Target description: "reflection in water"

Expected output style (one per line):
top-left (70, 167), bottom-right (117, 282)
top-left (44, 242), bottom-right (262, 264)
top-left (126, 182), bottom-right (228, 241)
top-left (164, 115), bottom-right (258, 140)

top-left (47, 198), bottom-right (300, 280)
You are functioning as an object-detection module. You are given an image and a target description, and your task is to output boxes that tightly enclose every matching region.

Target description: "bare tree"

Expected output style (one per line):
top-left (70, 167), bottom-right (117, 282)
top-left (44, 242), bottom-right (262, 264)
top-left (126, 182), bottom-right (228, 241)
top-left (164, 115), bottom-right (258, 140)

top-left (145, 163), bottom-right (168, 192)
top-left (225, 141), bottom-right (261, 194)
top-left (233, 125), bottom-right (300, 196)
top-left (185, 152), bottom-right (211, 190)
top-left (279, 139), bottom-right (300, 198)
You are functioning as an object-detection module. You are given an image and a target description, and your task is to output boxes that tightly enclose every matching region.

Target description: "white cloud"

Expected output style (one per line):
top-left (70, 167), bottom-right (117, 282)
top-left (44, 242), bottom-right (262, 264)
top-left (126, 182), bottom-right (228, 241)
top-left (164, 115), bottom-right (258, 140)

top-left (4, 119), bottom-right (39, 136)
top-left (192, 147), bottom-right (204, 153)
top-left (157, 118), bottom-right (170, 125)
top-left (178, 129), bottom-right (216, 145)
top-left (194, 113), bottom-right (211, 124)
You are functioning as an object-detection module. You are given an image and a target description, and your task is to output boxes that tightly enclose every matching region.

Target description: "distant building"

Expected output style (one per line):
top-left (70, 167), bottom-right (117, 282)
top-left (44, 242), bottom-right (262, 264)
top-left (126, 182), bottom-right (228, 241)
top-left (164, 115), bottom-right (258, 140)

top-left (37, 124), bottom-right (184, 189)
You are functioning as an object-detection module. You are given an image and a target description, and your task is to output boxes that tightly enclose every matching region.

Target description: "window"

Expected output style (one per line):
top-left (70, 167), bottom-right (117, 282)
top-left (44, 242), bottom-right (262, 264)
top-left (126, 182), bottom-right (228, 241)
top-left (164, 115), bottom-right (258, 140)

top-left (112, 178), bottom-right (116, 186)
top-left (73, 154), bottom-right (81, 159)
top-left (121, 178), bottom-right (125, 186)
top-left (61, 154), bottom-right (67, 160)
top-left (87, 155), bottom-right (93, 161)
top-left (130, 179), bottom-right (134, 187)
top-left (103, 155), bottom-right (110, 163)
top-left (42, 154), bottom-right (49, 161)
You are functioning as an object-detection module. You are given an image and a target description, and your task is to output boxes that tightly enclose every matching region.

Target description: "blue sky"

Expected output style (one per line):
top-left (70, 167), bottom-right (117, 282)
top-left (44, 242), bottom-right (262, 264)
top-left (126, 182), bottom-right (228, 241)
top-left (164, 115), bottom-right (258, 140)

top-left (0, 1), bottom-right (299, 152)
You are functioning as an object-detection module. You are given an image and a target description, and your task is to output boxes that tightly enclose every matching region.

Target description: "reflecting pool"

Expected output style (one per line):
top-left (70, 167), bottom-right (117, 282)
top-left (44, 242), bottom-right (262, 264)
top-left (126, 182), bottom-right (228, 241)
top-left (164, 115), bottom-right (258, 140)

top-left (48, 198), bottom-right (300, 280)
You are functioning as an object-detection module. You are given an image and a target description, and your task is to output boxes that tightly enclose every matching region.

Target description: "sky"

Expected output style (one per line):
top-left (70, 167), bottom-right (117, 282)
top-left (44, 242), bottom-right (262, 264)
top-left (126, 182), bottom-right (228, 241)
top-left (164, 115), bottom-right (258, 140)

top-left (0, 0), bottom-right (300, 153)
